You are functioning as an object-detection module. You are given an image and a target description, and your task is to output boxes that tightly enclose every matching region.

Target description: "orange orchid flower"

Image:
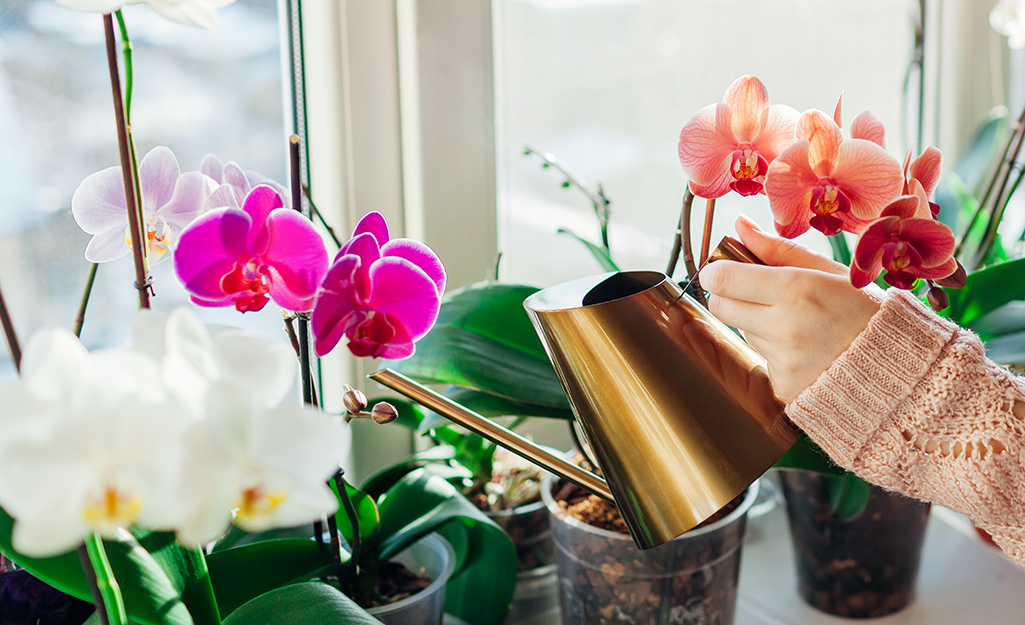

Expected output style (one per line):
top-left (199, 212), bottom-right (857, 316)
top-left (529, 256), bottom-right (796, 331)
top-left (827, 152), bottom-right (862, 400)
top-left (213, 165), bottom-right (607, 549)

top-left (764, 106), bottom-right (903, 238)
top-left (677, 75), bottom-right (799, 198)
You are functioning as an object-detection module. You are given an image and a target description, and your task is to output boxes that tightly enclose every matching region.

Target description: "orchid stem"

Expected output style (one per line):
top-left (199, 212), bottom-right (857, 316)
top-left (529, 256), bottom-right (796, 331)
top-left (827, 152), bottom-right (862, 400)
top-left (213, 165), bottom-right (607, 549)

top-left (974, 109), bottom-right (1025, 268)
top-left (828, 234), bottom-right (852, 267)
top-left (102, 14), bottom-right (149, 309)
top-left (524, 143), bottom-right (611, 252)
top-left (301, 185), bottom-right (343, 248)
top-left (80, 535), bottom-right (127, 625)
top-left (334, 471), bottom-right (357, 591)
top-left (74, 263), bottom-right (99, 338)
top-left (0, 281), bottom-right (21, 371)
top-left (699, 198), bottom-right (716, 265)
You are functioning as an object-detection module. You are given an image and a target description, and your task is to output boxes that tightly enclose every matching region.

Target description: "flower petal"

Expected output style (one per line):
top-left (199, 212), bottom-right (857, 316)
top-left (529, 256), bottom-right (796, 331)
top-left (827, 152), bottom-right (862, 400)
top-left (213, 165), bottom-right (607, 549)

top-left (311, 256), bottom-right (362, 357)
top-left (366, 258), bottom-right (441, 342)
top-left (764, 141), bottom-right (818, 228)
top-left (143, 0), bottom-right (237, 29)
top-left (138, 147), bottom-right (181, 219)
top-left (20, 328), bottom-right (89, 403)
top-left (796, 110), bottom-right (842, 176)
top-left (850, 110), bottom-right (887, 148)
top-left (85, 227), bottom-right (131, 263)
top-left (678, 104), bottom-right (736, 187)
top-left (334, 232), bottom-right (381, 301)
top-left (56, 0), bottom-right (125, 13)
top-left (722, 76), bottom-right (769, 143)
top-left (909, 146), bottom-right (943, 197)
top-left (754, 104), bottom-right (800, 163)
top-left (352, 211), bottom-right (390, 245)
top-left (831, 139), bottom-right (904, 220)
top-left (262, 210), bottom-right (329, 311)
top-left (157, 171), bottom-right (217, 231)
top-left (199, 154), bottom-right (224, 182)
top-left (173, 208), bottom-right (252, 300)
top-left (71, 166), bottom-right (128, 234)
top-left (241, 186), bottom-right (284, 254)
top-left (381, 238), bottom-right (447, 296)
top-left (899, 218), bottom-right (957, 266)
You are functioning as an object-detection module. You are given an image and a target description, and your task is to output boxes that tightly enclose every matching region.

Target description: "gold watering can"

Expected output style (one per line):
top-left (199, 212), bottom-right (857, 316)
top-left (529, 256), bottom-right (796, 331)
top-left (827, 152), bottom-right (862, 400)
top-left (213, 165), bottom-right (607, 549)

top-left (370, 237), bottom-right (798, 550)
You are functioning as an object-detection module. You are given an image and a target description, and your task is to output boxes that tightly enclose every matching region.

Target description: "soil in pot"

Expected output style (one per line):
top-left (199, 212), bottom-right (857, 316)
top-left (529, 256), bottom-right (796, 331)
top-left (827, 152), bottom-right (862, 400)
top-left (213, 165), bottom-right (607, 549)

top-left (363, 561), bottom-right (434, 609)
top-left (778, 470), bottom-right (931, 619)
top-left (544, 455), bottom-right (753, 625)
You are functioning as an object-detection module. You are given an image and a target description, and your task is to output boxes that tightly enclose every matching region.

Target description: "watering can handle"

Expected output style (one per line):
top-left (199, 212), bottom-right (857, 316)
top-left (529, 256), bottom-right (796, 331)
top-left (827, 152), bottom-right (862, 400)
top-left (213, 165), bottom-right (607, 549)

top-left (368, 368), bottom-right (616, 503)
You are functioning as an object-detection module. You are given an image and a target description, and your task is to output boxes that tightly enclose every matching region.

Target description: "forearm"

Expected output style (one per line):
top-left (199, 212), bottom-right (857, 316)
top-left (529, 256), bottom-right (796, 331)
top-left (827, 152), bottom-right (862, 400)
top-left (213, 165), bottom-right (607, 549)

top-left (786, 289), bottom-right (1025, 560)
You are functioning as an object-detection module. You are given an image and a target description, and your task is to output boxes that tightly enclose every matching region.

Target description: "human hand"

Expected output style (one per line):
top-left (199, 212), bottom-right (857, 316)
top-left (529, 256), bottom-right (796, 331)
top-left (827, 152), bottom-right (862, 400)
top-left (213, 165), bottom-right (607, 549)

top-left (698, 215), bottom-right (882, 402)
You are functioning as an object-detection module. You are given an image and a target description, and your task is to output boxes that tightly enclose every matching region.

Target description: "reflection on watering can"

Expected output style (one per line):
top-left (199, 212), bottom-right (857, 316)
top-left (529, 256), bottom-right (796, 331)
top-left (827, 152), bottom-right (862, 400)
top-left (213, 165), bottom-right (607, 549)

top-left (370, 237), bottom-right (798, 550)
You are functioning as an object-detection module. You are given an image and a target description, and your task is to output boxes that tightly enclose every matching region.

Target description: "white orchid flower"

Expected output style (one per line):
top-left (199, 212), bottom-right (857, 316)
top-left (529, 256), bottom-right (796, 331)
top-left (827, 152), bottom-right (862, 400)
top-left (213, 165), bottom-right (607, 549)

top-left (56, 0), bottom-right (237, 30)
top-left (170, 382), bottom-right (348, 545)
top-left (71, 146), bottom-right (216, 265)
top-left (199, 154), bottom-right (291, 213)
top-left (991, 0), bottom-right (1025, 48)
top-left (0, 328), bottom-right (188, 557)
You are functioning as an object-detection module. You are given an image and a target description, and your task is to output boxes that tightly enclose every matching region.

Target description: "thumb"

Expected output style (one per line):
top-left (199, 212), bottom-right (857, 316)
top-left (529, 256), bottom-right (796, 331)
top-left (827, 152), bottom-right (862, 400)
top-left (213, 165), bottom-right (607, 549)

top-left (735, 215), bottom-right (847, 276)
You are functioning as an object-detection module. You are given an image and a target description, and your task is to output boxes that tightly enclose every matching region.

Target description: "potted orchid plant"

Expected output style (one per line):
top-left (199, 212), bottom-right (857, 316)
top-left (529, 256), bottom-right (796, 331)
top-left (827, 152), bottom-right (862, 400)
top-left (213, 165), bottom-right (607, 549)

top-left (0, 1), bottom-right (515, 625)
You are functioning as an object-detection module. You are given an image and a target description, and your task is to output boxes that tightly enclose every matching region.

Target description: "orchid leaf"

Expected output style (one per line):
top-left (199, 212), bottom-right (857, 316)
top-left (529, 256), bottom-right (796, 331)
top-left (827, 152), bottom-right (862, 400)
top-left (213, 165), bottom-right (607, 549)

top-left (387, 282), bottom-right (571, 413)
top-left (376, 469), bottom-right (515, 625)
top-left (771, 434), bottom-right (845, 476)
top-left (205, 540), bottom-right (335, 618)
top-left (359, 447), bottom-right (463, 500)
top-left (983, 329), bottom-right (1025, 367)
top-left (220, 582), bottom-right (381, 625)
top-left (942, 257), bottom-right (1025, 326)
top-left (442, 385), bottom-right (574, 420)
top-left (331, 479), bottom-right (379, 553)
top-left (557, 227), bottom-right (619, 272)
top-left (823, 473), bottom-right (874, 521)
top-left (0, 509), bottom-right (193, 625)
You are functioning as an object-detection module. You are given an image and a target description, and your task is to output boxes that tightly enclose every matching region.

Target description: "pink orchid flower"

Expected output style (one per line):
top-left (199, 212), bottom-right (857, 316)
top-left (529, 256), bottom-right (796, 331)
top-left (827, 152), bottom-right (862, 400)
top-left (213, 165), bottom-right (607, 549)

top-left (311, 212), bottom-right (446, 359)
top-left (173, 185), bottom-right (328, 313)
top-left (199, 154), bottom-right (291, 213)
top-left (902, 146), bottom-right (943, 217)
top-left (765, 107), bottom-right (904, 237)
top-left (850, 181), bottom-right (958, 289)
top-left (677, 76), bottom-right (799, 198)
top-left (71, 146), bottom-right (216, 264)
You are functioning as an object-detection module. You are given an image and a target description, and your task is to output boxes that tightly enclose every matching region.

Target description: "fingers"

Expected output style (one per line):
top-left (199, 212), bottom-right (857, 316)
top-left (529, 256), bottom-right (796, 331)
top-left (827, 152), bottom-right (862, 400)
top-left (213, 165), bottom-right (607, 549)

top-left (699, 260), bottom-right (809, 306)
top-left (735, 215), bottom-right (847, 276)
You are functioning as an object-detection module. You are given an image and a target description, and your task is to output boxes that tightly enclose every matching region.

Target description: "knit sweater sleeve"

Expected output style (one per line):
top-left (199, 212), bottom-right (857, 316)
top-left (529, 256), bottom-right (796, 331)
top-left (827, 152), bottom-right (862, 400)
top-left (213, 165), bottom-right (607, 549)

top-left (786, 288), bottom-right (1025, 566)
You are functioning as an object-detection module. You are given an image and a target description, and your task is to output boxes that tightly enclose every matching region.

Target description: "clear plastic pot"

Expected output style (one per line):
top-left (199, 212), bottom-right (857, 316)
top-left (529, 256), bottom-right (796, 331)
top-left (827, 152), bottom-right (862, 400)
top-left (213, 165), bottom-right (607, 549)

top-left (542, 474), bottom-right (758, 625)
top-left (366, 533), bottom-right (456, 625)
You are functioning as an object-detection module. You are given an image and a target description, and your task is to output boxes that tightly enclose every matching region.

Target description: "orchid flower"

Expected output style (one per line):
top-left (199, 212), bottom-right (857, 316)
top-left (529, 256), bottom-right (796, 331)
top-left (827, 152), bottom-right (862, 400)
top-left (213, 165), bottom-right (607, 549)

top-left (57, 0), bottom-right (237, 30)
top-left (0, 328), bottom-right (187, 557)
top-left (311, 211), bottom-right (446, 359)
top-left (850, 181), bottom-right (959, 289)
top-left (991, 0), bottom-right (1025, 49)
top-left (765, 107), bottom-right (904, 237)
top-left (678, 75), bottom-right (799, 198)
top-left (170, 383), bottom-right (347, 544)
top-left (173, 185), bottom-right (329, 313)
top-left (903, 146), bottom-right (943, 217)
top-left (199, 154), bottom-right (290, 213)
top-left (72, 146), bottom-right (216, 265)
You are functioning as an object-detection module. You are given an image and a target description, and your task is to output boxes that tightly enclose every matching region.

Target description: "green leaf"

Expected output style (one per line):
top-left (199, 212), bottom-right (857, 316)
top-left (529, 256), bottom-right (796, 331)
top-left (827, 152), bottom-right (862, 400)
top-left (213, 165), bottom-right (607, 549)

top-left (388, 282), bottom-right (571, 413)
top-left (0, 509), bottom-right (194, 625)
top-left (359, 446), bottom-right (460, 500)
top-left (376, 469), bottom-right (515, 625)
top-left (442, 386), bottom-right (574, 420)
top-left (131, 532), bottom-right (219, 625)
top-left (771, 434), bottom-right (845, 476)
top-left (942, 257), bottom-right (1025, 326)
top-left (220, 582), bottom-right (381, 625)
top-left (823, 473), bottom-right (873, 520)
top-left (983, 329), bottom-right (1025, 366)
top-left (331, 479), bottom-right (380, 554)
top-left (557, 227), bottom-right (620, 272)
top-left (205, 540), bottom-right (334, 618)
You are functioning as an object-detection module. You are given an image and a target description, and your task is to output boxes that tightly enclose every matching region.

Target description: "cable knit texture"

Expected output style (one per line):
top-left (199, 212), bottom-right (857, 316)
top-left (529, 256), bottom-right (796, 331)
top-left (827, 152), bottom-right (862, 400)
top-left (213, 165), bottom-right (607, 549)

top-left (787, 288), bottom-right (1025, 567)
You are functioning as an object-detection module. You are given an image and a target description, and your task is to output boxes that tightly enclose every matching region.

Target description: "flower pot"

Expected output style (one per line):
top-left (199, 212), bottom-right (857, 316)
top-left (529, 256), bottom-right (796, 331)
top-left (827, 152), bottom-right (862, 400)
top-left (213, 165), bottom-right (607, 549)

top-left (542, 474), bottom-right (757, 625)
top-left (487, 500), bottom-right (560, 624)
top-left (367, 533), bottom-right (456, 625)
top-left (778, 470), bottom-right (930, 618)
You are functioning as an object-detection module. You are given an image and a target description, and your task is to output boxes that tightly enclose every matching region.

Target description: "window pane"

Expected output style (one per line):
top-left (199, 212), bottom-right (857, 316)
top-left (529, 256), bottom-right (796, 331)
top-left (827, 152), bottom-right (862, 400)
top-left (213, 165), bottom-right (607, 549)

top-left (0, 0), bottom-right (286, 376)
top-left (495, 0), bottom-right (914, 287)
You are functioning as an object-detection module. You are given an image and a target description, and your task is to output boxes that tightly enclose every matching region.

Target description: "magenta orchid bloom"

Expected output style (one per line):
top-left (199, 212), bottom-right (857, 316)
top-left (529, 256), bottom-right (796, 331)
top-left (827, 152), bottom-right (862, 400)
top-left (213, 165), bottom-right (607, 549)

top-left (678, 76), bottom-right (799, 198)
top-left (850, 182), bottom-right (958, 289)
top-left (199, 154), bottom-right (290, 213)
top-left (173, 185), bottom-right (328, 313)
top-left (311, 212), bottom-right (446, 359)
top-left (71, 146), bottom-right (216, 264)
top-left (765, 107), bottom-right (904, 237)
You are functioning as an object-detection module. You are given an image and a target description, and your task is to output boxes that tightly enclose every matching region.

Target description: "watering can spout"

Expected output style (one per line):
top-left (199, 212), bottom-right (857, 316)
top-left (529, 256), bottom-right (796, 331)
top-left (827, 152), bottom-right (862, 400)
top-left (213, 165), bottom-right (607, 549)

top-left (371, 237), bottom-right (798, 550)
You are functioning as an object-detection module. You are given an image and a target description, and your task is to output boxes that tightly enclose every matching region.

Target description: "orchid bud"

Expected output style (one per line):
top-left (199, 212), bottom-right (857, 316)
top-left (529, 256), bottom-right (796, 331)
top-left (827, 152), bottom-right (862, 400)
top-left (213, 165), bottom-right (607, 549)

top-left (927, 286), bottom-right (949, 312)
top-left (342, 387), bottom-right (368, 415)
top-left (370, 402), bottom-right (399, 425)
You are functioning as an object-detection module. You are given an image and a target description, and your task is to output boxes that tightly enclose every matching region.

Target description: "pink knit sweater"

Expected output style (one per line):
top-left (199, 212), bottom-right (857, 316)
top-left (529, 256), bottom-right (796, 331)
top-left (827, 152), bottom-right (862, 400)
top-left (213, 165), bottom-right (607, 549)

top-left (787, 288), bottom-right (1025, 567)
